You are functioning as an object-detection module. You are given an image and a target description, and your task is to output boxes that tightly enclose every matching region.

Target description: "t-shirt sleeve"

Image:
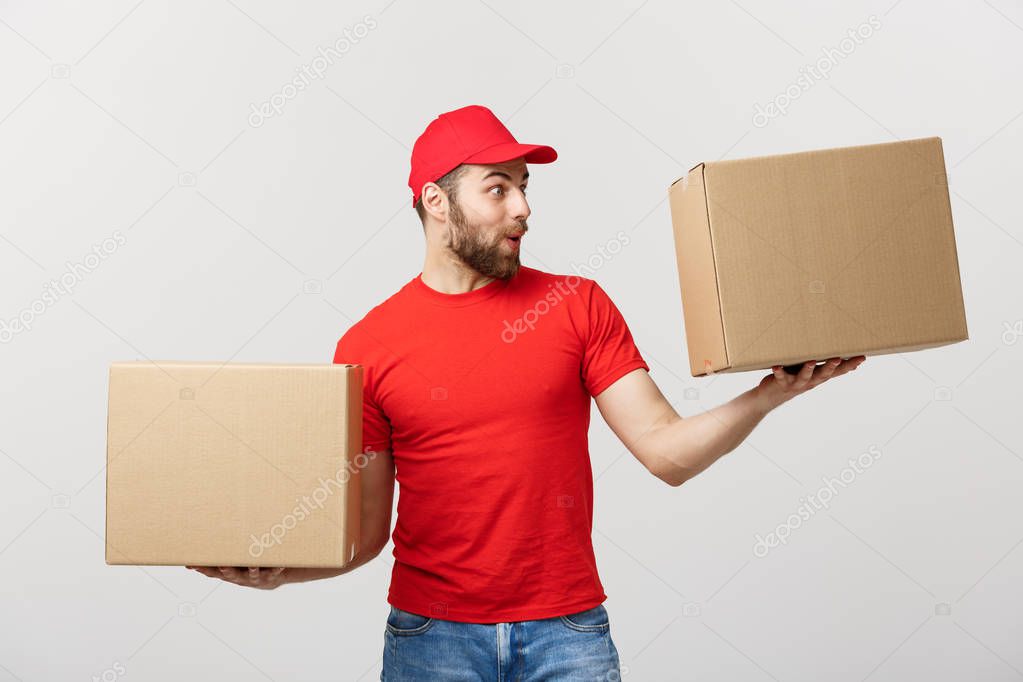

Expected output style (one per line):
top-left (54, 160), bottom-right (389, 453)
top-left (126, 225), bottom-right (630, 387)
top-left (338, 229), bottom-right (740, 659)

top-left (581, 280), bottom-right (650, 397)
top-left (333, 332), bottom-right (393, 452)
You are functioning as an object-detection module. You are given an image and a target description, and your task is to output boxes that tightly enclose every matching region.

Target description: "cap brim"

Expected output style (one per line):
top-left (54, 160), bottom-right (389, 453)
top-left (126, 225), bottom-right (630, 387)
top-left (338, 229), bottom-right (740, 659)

top-left (463, 142), bottom-right (557, 165)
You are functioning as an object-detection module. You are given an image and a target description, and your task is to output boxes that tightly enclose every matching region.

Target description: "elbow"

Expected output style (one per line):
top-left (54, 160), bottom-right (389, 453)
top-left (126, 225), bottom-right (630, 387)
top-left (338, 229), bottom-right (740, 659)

top-left (661, 470), bottom-right (689, 487)
top-left (646, 454), bottom-right (689, 487)
top-left (638, 411), bottom-right (691, 487)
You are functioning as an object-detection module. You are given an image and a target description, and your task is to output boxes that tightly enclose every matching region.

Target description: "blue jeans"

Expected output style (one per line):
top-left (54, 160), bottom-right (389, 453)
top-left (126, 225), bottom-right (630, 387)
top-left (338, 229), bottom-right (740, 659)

top-left (381, 603), bottom-right (622, 681)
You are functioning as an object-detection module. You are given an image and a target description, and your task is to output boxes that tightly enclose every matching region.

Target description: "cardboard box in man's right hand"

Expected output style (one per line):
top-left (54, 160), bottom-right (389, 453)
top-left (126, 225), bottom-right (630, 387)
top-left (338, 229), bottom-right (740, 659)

top-left (105, 361), bottom-right (364, 568)
top-left (667, 136), bottom-right (968, 377)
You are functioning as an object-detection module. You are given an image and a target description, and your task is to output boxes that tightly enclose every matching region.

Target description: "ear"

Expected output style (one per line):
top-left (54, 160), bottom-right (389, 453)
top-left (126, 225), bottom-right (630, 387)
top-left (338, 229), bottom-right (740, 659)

top-left (421, 182), bottom-right (448, 222)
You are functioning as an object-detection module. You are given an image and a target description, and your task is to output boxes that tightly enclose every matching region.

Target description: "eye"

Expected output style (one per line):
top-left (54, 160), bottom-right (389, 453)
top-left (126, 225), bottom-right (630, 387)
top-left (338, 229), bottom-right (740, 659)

top-left (489, 185), bottom-right (527, 197)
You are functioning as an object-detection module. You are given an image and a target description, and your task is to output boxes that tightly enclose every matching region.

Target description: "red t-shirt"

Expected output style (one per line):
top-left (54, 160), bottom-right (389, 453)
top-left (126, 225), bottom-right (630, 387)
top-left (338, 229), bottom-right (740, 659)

top-left (332, 265), bottom-right (649, 623)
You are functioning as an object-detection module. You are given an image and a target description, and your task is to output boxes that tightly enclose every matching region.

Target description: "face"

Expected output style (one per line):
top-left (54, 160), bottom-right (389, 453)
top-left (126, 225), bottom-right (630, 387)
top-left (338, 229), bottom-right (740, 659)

top-left (444, 158), bottom-right (531, 280)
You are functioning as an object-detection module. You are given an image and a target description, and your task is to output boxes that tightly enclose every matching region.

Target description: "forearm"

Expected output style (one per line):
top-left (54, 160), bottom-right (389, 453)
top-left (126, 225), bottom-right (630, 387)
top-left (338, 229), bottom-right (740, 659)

top-left (647, 387), bottom-right (773, 486)
top-left (282, 543), bottom-right (384, 585)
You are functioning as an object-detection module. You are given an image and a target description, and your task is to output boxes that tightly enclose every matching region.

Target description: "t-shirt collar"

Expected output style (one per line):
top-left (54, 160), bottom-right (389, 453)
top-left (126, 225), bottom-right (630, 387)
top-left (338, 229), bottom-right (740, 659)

top-left (411, 271), bottom-right (512, 307)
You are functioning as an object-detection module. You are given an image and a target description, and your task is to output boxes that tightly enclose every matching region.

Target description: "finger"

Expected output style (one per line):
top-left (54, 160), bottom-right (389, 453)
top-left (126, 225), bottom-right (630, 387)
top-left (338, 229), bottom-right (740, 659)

top-left (191, 567), bottom-right (219, 578)
top-left (772, 365), bottom-right (789, 384)
top-left (270, 567), bottom-right (286, 578)
top-left (248, 567), bottom-right (260, 580)
top-left (219, 567), bottom-right (241, 581)
top-left (813, 357), bottom-right (842, 384)
top-left (793, 360), bottom-right (816, 389)
top-left (834, 356), bottom-right (865, 377)
top-left (831, 359), bottom-right (856, 376)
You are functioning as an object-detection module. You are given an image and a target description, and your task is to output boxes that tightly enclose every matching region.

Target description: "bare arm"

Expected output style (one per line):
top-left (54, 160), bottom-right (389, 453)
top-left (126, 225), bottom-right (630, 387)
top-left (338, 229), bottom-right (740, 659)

top-left (284, 447), bottom-right (396, 585)
top-left (594, 357), bottom-right (865, 487)
top-left (594, 370), bottom-right (768, 486)
top-left (188, 446), bottom-right (396, 589)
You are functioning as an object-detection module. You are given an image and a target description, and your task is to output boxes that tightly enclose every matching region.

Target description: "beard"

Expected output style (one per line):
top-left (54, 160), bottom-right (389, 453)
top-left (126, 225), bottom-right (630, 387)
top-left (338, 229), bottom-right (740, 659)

top-left (445, 199), bottom-right (527, 281)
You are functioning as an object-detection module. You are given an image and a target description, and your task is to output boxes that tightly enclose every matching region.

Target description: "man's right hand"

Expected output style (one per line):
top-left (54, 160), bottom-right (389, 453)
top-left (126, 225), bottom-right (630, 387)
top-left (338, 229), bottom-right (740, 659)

top-left (186, 566), bottom-right (288, 590)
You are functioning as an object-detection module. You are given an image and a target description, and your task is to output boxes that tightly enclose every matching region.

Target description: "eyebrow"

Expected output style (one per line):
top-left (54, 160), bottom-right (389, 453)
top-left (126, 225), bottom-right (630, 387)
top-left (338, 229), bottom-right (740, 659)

top-left (480, 169), bottom-right (529, 183)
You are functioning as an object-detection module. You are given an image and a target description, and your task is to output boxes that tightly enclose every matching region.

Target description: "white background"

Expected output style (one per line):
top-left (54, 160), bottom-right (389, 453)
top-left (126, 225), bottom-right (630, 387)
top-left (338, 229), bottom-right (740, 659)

top-left (1, 1), bottom-right (1021, 680)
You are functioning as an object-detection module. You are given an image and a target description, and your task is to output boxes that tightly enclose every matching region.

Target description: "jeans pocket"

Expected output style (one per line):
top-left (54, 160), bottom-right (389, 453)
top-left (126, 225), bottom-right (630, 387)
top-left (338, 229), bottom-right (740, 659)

top-left (559, 604), bottom-right (610, 632)
top-left (385, 606), bottom-right (435, 636)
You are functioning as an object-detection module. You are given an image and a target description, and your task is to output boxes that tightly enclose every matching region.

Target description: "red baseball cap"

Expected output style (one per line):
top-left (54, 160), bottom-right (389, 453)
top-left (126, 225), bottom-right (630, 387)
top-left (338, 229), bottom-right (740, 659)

top-left (408, 104), bottom-right (557, 207)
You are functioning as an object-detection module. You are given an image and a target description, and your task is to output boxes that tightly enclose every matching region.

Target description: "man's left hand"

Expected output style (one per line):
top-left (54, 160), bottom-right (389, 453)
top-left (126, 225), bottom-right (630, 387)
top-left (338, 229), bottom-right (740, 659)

top-left (754, 356), bottom-right (866, 412)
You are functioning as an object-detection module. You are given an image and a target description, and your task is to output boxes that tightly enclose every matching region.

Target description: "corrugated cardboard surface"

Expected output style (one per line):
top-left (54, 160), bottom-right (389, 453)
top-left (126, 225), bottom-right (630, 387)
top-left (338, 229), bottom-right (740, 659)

top-left (668, 137), bottom-right (968, 376)
top-left (105, 362), bottom-right (363, 567)
top-left (668, 166), bottom-right (728, 377)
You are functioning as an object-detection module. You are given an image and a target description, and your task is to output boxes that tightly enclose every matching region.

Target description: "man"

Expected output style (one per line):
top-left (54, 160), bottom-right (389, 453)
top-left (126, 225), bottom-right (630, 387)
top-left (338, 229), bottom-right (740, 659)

top-left (189, 104), bottom-right (865, 680)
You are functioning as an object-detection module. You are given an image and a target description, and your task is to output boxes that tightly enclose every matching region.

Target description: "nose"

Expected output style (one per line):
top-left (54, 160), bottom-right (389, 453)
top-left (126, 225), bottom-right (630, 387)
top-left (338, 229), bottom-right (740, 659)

top-left (510, 189), bottom-right (530, 223)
